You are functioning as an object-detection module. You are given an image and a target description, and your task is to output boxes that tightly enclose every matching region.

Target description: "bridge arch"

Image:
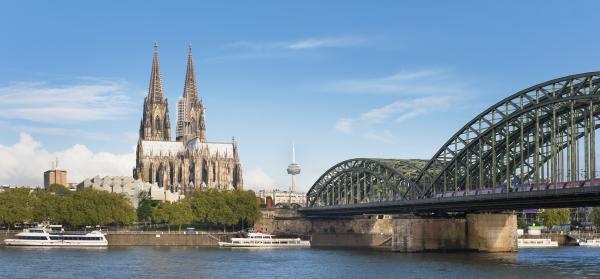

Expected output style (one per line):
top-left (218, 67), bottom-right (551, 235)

top-left (306, 158), bottom-right (425, 207)
top-left (416, 72), bottom-right (600, 196)
top-left (307, 72), bottom-right (600, 210)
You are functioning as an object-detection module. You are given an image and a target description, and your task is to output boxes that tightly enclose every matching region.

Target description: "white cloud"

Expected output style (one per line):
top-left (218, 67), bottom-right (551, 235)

top-left (286, 36), bottom-right (365, 50)
top-left (322, 68), bottom-right (468, 95)
top-left (227, 35), bottom-right (366, 51)
top-left (361, 96), bottom-right (453, 123)
top-left (0, 80), bottom-right (133, 123)
top-left (0, 133), bottom-right (135, 186)
top-left (328, 69), bottom-right (468, 141)
top-left (334, 118), bottom-right (353, 133)
top-left (244, 168), bottom-right (276, 190)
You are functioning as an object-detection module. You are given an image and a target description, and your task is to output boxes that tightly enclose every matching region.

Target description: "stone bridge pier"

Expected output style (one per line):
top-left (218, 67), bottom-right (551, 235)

top-left (256, 209), bottom-right (517, 252)
top-left (391, 213), bottom-right (517, 252)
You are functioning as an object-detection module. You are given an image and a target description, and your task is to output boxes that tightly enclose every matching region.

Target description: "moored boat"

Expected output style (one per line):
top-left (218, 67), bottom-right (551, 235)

top-left (4, 227), bottom-right (108, 246)
top-left (578, 238), bottom-right (600, 247)
top-left (218, 232), bottom-right (310, 248)
top-left (517, 238), bottom-right (558, 248)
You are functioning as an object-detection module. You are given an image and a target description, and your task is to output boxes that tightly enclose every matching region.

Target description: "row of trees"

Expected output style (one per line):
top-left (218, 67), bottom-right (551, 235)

top-left (0, 186), bottom-right (261, 231)
top-left (139, 190), bottom-right (261, 231)
top-left (517, 208), bottom-right (600, 228)
top-left (0, 185), bottom-right (136, 228)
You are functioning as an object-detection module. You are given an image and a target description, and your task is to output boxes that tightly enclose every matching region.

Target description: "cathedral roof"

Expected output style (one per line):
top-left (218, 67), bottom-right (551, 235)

top-left (141, 139), bottom-right (234, 158)
top-left (186, 138), bottom-right (234, 158)
top-left (141, 141), bottom-right (184, 156)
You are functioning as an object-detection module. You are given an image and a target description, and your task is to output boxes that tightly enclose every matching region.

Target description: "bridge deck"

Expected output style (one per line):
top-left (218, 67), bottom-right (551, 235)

top-left (299, 185), bottom-right (600, 217)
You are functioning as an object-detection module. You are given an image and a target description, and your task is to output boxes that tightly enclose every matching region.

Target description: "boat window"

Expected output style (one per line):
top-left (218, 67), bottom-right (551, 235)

top-left (16, 236), bottom-right (47, 240)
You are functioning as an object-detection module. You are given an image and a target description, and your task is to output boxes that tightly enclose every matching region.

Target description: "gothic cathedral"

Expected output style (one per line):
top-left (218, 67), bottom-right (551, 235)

top-left (133, 45), bottom-right (243, 193)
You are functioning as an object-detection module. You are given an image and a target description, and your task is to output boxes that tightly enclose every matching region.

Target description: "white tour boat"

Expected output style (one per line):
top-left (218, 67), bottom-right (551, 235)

top-left (218, 232), bottom-right (310, 248)
top-left (517, 238), bottom-right (558, 248)
top-left (578, 238), bottom-right (600, 247)
top-left (4, 227), bottom-right (108, 246)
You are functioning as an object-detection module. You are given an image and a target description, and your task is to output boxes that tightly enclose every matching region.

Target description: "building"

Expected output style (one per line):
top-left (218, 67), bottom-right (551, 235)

top-left (44, 169), bottom-right (67, 188)
top-left (133, 45), bottom-right (243, 193)
top-left (257, 189), bottom-right (307, 207)
top-left (78, 176), bottom-right (184, 208)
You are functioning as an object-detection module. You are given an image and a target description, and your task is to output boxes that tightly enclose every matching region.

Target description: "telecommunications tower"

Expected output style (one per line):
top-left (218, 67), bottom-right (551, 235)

top-left (286, 143), bottom-right (301, 193)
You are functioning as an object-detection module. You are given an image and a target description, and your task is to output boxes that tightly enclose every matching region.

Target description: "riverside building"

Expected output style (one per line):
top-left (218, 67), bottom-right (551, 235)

top-left (78, 176), bottom-right (184, 208)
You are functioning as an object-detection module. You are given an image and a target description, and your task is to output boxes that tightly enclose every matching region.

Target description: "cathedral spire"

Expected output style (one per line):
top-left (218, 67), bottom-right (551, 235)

top-left (139, 43), bottom-right (171, 142)
top-left (183, 44), bottom-right (198, 100)
top-left (177, 44), bottom-right (206, 143)
top-left (148, 43), bottom-right (164, 102)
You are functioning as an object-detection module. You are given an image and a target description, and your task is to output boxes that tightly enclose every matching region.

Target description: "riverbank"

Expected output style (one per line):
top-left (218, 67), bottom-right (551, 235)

top-left (0, 231), bottom-right (233, 246)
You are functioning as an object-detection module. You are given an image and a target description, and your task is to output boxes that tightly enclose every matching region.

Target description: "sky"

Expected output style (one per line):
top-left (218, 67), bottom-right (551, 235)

top-left (1, 0), bottom-right (600, 191)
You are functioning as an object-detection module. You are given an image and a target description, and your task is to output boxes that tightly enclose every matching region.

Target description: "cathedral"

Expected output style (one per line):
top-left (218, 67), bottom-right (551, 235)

top-left (133, 44), bottom-right (243, 193)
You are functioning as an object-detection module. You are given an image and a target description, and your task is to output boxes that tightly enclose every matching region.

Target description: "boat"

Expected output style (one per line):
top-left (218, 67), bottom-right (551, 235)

top-left (578, 238), bottom-right (600, 247)
top-left (517, 238), bottom-right (558, 248)
top-left (218, 232), bottom-right (310, 248)
top-left (3, 227), bottom-right (108, 246)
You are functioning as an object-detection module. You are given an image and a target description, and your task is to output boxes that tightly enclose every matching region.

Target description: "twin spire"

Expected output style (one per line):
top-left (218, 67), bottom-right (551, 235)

top-left (147, 43), bottom-right (199, 103)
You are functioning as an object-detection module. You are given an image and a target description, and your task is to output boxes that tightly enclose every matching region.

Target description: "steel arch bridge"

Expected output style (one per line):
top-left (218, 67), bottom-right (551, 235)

top-left (303, 72), bottom-right (600, 215)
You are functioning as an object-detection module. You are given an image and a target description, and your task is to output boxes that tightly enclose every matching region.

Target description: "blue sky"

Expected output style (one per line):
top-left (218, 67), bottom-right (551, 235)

top-left (1, 0), bottom-right (600, 190)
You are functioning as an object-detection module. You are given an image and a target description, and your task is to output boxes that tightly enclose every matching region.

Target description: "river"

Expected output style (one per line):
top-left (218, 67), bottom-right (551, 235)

top-left (1, 246), bottom-right (599, 278)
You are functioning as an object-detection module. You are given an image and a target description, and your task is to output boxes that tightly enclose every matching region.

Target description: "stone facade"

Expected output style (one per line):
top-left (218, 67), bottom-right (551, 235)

top-left (78, 176), bottom-right (184, 208)
top-left (133, 45), bottom-right (243, 193)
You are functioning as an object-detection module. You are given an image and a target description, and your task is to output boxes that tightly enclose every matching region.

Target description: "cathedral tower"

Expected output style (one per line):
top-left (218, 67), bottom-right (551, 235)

top-left (139, 44), bottom-right (172, 141)
top-left (176, 45), bottom-right (206, 143)
top-left (135, 44), bottom-right (243, 192)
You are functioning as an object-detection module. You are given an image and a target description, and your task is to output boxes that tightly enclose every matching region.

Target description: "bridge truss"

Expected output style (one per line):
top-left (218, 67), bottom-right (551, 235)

top-left (306, 72), bottom-right (600, 209)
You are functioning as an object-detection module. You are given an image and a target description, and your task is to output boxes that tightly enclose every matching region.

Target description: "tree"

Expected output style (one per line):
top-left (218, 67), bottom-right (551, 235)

top-left (138, 199), bottom-right (160, 223)
top-left (32, 191), bottom-right (63, 224)
top-left (517, 217), bottom-right (526, 229)
top-left (0, 188), bottom-right (34, 230)
top-left (539, 208), bottom-right (570, 228)
top-left (66, 189), bottom-right (136, 227)
top-left (590, 208), bottom-right (600, 226)
top-left (46, 184), bottom-right (71, 196)
top-left (153, 201), bottom-right (194, 231)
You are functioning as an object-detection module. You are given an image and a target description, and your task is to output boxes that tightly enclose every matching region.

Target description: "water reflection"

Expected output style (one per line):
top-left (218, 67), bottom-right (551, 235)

top-left (1, 246), bottom-right (599, 279)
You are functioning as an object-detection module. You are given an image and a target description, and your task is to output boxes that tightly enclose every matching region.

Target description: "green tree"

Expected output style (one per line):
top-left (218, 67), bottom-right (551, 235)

top-left (539, 208), bottom-right (570, 228)
top-left (590, 208), bottom-right (600, 226)
top-left (46, 184), bottom-right (71, 195)
top-left (183, 190), bottom-right (261, 231)
top-left (0, 188), bottom-right (34, 230)
top-left (153, 201), bottom-right (194, 231)
top-left (137, 199), bottom-right (160, 223)
top-left (517, 217), bottom-right (526, 229)
top-left (235, 190), bottom-right (261, 229)
top-left (66, 189), bottom-right (136, 227)
top-left (32, 191), bottom-right (63, 224)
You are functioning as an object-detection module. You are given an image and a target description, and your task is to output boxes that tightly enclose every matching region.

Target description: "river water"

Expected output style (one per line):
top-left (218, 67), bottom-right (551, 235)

top-left (1, 246), bottom-right (599, 278)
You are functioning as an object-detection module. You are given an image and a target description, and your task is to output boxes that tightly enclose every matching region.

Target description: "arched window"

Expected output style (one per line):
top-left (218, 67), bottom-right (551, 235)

top-left (212, 165), bottom-right (216, 182)
top-left (156, 165), bottom-right (161, 187)
top-left (191, 117), bottom-right (197, 133)
top-left (189, 162), bottom-right (195, 184)
top-left (169, 162), bottom-right (175, 186)
top-left (202, 160), bottom-right (208, 185)
top-left (148, 163), bottom-right (154, 183)
top-left (155, 116), bottom-right (161, 132)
